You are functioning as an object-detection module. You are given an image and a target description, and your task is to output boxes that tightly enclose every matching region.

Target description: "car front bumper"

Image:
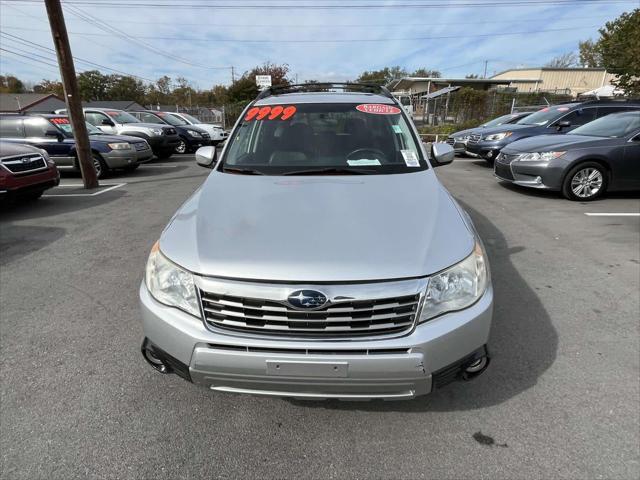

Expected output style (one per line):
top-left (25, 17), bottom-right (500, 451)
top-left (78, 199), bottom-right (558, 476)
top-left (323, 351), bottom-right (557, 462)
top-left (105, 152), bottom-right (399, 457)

top-left (494, 153), bottom-right (570, 191)
top-left (139, 282), bottom-right (493, 400)
top-left (147, 134), bottom-right (181, 153)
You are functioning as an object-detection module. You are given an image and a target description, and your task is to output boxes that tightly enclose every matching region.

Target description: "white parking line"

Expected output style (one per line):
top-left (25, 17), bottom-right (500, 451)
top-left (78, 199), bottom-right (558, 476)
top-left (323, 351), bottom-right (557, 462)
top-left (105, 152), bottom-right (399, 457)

top-left (44, 183), bottom-right (126, 197)
top-left (584, 213), bottom-right (640, 217)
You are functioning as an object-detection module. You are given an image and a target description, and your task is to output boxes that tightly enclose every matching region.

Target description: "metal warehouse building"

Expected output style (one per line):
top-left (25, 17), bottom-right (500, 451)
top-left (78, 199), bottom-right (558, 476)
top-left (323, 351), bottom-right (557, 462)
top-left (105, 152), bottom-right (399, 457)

top-left (490, 68), bottom-right (616, 96)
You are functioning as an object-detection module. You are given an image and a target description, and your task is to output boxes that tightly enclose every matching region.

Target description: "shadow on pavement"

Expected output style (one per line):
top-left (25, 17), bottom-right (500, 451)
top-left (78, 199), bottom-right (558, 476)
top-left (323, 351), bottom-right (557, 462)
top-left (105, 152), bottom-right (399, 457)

top-left (0, 189), bottom-right (125, 223)
top-left (0, 224), bottom-right (67, 266)
top-left (288, 201), bottom-right (558, 412)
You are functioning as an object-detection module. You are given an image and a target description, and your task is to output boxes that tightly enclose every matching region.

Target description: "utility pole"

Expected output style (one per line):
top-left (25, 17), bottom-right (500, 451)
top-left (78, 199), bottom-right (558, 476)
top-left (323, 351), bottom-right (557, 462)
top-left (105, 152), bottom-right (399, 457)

top-left (44, 0), bottom-right (98, 189)
top-left (231, 66), bottom-right (236, 83)
top-left (483, 60), bottom-right (489, 79)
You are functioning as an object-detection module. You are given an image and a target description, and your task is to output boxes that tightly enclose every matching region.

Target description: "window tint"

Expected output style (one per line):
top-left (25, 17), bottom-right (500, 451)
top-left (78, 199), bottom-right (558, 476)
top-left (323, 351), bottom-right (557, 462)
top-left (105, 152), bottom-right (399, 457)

top-left (557, 108), bottom-right (596, 126)
top-left (571, 112), bottom-right (640, 138)
top-left (0, 118), bottom-right (24, 137)
top-left (24, 117), bottom-right (59, 137)
top-left (596, 106), bottom-right (637, 118)
top-left (223, 102), bottom-right (425, 175)
top-left (139, 112), bottom-right (165, 124)
top-left (85, 111), bottom-right (110, 126)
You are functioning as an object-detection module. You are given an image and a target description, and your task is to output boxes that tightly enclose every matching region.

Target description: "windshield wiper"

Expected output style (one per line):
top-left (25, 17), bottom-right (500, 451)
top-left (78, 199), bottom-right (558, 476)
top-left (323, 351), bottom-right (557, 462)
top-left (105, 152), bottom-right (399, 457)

top-left (283, 167), bottom-right (375, 176)
top-left (222, 166), bottom-right (266, 175)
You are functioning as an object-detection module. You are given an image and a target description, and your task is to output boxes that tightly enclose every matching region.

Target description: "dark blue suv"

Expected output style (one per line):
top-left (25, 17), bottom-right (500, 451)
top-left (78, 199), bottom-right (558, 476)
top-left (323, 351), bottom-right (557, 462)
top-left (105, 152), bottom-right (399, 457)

top-left (465, 100), bottom-right (640, 163)
top-left (0, 114), bottom-right (153, 178)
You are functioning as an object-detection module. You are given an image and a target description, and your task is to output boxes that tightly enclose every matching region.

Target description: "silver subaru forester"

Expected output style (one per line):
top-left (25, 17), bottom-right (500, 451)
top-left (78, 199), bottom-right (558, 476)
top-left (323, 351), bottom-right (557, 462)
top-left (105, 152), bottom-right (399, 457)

top-left (140, 84), bottom-right (492, 400)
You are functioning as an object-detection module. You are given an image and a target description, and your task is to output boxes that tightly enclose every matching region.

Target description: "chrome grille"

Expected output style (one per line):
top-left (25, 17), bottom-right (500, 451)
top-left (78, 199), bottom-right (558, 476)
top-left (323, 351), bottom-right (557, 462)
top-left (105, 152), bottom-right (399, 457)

top-left (200, 290), bottom-right (421, 337)
top-left (468, 133), bottom-right (481, 144)
top-left (0, 153), bottom-right (47, 174)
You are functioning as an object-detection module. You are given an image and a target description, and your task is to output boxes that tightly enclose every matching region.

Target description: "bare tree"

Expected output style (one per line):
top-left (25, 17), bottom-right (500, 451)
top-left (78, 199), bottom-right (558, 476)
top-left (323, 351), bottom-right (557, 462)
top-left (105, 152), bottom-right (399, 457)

top-left (545, 52), bottom-right (579, 68)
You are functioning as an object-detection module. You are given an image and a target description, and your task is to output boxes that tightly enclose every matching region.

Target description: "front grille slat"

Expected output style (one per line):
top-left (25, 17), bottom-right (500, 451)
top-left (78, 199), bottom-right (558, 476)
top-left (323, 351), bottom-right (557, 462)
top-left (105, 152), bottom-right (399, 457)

top-left (200, 290), bottom-right (420, 337)
top-left (1, 153), bottom-right (47, 175)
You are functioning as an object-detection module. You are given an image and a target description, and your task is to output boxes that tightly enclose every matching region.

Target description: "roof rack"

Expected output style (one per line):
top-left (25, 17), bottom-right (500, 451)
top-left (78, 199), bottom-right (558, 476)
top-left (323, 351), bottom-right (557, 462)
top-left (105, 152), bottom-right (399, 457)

top-left (556, 98), bottom-right (639, 105)
top-left (256, 82), bottom-right (395, 100)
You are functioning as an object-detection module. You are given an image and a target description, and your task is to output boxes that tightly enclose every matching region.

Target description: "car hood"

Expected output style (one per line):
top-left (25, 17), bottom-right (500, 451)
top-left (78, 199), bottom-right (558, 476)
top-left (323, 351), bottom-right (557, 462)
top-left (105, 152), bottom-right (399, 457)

top-left (159, 170), bottom-right (475, 282)
top-left (477, 123), bottom-right (537, 135)
top-left (89, 134), bottom-right (147, 143)
top-left (0, 141), bottom-right (42, 156)
top-left (449, 128), bottom-right (475, 138)
top-left (502, 134), bottom-right (610, 153)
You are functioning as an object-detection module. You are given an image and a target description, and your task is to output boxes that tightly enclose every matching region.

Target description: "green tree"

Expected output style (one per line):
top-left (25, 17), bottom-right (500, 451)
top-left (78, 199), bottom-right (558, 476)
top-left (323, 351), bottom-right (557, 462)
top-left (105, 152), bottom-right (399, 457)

top-left (77, 70), bottom-right (109, 101)
top-left (249, 62), bottom-right (291, 87)
top-left (596, 9), bottom-right (640, 95)
top-left (33, 79), bottom-right (64, 97)
top-left (578, 39), bottom-right (603, 67)
top-left (227, 76), bottom-right (258, 103)
top-left (356, 66), bottom-right (407, 85)
top-left (106, 75), bottom-right (147, 103)
top-left (411, 68), bottom-right (441, 78)
top-left (0, 75), bottom-right (26, 93)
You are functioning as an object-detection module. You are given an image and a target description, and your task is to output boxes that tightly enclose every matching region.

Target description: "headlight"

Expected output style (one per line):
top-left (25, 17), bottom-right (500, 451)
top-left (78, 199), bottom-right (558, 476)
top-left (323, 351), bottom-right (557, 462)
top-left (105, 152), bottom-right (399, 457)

top-left (455, 135), bottom-right (469, 142)
top-left (516, 151), bottom-right (566, 162)
top-left (484, 132), bottom-right (512, 141)
top-left (188, 130), bottom-right (202, 138)
top-left (419, 241), bottom-right (487, 323)
top-left (107, 142), bottom-right (132, 150)
top-left (150, 128), bottom-right (163, 136)
top-left (145, 242), bottom-right (200, 317)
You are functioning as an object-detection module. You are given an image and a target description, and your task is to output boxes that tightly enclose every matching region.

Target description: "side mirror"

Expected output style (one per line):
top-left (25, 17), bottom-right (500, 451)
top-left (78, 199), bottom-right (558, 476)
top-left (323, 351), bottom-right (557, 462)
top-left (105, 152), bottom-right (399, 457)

top-left (556, 120), bottom-right (571, 130)
top-left (46, 130), bottom-right (64, 142)
top-left (101, 119), bottom-right (115, 126)
top-left (430, 142), bottom-right (454, 167)
top-left (195, 146), bottom-right (217, 168)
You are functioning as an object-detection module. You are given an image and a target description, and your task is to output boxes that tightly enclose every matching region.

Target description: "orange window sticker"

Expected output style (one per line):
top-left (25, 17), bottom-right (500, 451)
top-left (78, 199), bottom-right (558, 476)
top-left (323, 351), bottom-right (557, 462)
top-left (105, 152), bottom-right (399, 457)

top-left (256, 106), bottom-right (272, 120)
top-left (268, 105), bottom-right (284, 119)
top-left (281, 106), bottom-right (297, 120)
top-left (356, 104), bottom-right (401, 115)
top-left (50, 117), bottom-right (70, 124)
top-left (244, 105), bottom-right (297, 121)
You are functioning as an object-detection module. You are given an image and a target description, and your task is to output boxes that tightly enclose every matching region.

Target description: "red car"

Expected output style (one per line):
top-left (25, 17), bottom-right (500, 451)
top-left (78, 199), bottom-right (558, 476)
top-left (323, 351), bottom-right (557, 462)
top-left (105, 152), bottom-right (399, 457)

top-left (0, 141), bottom-right (60, 200)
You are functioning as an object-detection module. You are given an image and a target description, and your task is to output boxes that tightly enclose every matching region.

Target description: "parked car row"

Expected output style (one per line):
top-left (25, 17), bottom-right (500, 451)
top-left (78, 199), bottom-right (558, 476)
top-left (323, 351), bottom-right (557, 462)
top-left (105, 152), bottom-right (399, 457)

top-left (447, 99), bottom-right (640, 200)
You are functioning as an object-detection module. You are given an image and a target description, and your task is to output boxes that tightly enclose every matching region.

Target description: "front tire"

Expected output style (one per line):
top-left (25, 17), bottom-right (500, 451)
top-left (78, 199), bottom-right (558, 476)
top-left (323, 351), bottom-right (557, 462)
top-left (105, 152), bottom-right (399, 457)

top-left (174, 139), bottom-right (187, 154)
top-left (562, 162), bottom-right (607, 201)
top-left (92, 154), bottom-right (108, 179)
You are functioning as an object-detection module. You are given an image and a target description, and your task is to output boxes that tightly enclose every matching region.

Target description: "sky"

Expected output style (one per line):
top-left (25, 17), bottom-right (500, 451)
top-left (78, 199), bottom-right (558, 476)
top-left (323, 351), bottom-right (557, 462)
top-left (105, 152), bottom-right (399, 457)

top-left (0, 0), bottom-right (637, 90)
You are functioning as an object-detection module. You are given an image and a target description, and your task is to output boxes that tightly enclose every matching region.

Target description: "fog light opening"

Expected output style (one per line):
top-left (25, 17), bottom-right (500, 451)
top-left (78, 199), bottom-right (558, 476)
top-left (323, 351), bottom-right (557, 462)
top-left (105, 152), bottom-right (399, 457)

top-left (462, 355), bottom-right (489, 380)
top-left (142, 346), bottom-right (170, 374)
top-left (535, 176), bottom-right (542, 185)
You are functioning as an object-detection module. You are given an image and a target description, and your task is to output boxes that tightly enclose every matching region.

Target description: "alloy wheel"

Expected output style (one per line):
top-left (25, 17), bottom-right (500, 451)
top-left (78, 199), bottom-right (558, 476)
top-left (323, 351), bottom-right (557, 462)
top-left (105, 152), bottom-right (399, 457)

top-left (570, 167), bottom-right (603, 199)
top-left (175, 140), bottom-right (187, 154)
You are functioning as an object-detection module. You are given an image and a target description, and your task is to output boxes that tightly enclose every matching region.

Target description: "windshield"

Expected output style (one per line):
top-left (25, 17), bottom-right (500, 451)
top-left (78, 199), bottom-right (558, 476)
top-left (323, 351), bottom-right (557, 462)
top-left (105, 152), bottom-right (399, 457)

top-left (106, 110), bottom-right (140, 124)
top-left (516, 106), bottom-right (573, 126)
top-left (483, 113), bottom-right (520, 127)
top-left (571, 112), bottom-right (640, 138)
top-left (179, 113), bottom-right (203, 124)
top-left (159, 112), bottom-right (189, 126)
top-left (222, 102), bottom-right (426, 175)
top-left (48, 117), bottom-right (103, 136)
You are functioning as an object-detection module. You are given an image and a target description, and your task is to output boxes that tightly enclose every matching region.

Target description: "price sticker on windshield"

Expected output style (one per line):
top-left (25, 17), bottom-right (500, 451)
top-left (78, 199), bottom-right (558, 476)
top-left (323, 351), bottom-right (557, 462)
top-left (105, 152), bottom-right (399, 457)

top-left (356, 104), bottom-right (401, 115)
top-left (50, 117), bottom-right (70, 124)
top-left (401, 150), bottom-right (420, 167)
top-left (244, 105), bottom-right (297, 121)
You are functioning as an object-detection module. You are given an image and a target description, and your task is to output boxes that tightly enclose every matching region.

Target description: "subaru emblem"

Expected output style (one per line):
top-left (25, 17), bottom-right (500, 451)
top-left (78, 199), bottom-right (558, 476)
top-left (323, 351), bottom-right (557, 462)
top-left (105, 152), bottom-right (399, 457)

top-left (287, 290), bottom-right (328, 310)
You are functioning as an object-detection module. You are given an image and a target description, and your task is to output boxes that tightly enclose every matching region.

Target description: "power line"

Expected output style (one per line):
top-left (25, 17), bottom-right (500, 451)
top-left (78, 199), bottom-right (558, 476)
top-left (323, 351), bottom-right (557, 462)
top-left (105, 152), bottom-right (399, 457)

top-left (0, 32), bottom-right (156, 82)
top-left (0, 47), bottom-right (61, 69)
top-left (62, 4), bottom-right (233, 71)
top-left (0, 11), bottom-right (616, 27)
top-left (0, 23), bottom-right (602, 43)
top-left (3, 0), bottom-right (635, 8)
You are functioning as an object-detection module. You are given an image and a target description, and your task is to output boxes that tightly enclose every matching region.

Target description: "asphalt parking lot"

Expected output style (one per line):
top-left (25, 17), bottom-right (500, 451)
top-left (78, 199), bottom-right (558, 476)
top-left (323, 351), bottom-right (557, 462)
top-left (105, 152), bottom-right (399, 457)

top-left (1, 155), bottom-right (639, 479)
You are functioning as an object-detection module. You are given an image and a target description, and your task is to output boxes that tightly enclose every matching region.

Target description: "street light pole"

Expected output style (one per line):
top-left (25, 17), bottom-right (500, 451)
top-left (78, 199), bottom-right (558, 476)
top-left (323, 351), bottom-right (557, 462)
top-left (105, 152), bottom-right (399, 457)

top-left (44, 0), bottom-right (98, 189)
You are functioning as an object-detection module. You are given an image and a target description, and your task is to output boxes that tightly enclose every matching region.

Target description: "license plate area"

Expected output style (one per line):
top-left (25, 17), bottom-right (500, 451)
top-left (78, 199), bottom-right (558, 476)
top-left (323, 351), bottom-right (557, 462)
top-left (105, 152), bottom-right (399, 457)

top-left (266, 360), bottom-right (348, 378)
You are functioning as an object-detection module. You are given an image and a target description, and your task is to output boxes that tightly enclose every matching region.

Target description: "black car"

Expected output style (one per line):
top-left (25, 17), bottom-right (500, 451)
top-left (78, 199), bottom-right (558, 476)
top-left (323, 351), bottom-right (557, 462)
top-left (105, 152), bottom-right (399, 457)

top-left (494, 111), bottom-right (640, 201)
top-left (0, 114), bottom-right (153, 178)
top-left (446, 111), bottom-right (533, 154)
top-left (130, 111), bottom-right (211, 153)
top-left (466, 99), bottom-right (640, 163)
